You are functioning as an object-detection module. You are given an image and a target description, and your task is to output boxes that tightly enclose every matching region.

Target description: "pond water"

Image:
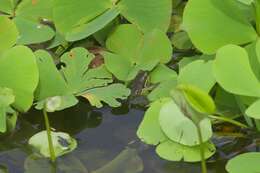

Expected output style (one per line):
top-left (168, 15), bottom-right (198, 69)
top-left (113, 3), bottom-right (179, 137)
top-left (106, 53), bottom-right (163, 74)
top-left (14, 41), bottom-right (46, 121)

top-left (0, 99), bottom-right (256, 173)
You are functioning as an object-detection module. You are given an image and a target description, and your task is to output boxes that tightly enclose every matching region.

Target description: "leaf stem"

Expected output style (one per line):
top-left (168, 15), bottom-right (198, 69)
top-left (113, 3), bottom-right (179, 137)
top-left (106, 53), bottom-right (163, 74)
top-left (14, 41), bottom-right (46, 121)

top-left (209, 115), bottom-right (248, 128)
top-left (43, 108), bottom-right (56, 163)
top-left (196, 124), bottom-right (207, 173)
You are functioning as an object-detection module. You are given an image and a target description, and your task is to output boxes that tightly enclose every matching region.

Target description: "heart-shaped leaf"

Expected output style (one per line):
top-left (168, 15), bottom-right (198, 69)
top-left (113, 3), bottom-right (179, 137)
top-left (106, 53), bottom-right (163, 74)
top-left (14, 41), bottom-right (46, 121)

top-left (137, 98), bottom-right (170, 145)
top-left (104, 24), bottom-right (172, 81)
top-left (14, 17), bottom-right (55, 45)
top-left (226, 152), bottom-right (260, 173)
top-left (0, 46), bottom-right (39, 112)
top-left (183, 0), bottom-right (257, 54)
top-left (34, 50), bottom-right (69, 101)
top-left (159, 100), bottom-right (213, 146)
top-left (156, 140), bottom-right (216, 162)
top-left (118, 0), bottom-right (172, 32)
top-left (213, 44), bottom-right (260, 97)
top-left (178, 60), bottom-right (216, 93)
top-left (28, 131), bottom-right (77, 158)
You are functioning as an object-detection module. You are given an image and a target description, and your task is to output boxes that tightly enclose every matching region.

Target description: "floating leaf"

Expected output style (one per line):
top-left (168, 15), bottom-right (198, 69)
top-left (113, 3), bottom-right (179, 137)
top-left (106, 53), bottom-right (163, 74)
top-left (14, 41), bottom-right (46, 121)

top-left (183, 0), bottom-right (257, 54)
top-left (35, 95), bottom-right (78, 112)
top-left (178, 60), bottom-right (216, 93)
top-left (14, 17), bottom-right (55, 45)
top-left (137, 98), bottom-right (170, 145)
top-left (82, 84), bottom-right (130, 108)
top-left (226, 152), bottom-right (260, 173)
top-left (66, 7), bottom-right (120, 41)
top-left (118, 0), bottom-right (172, 32)
top-left (0, 46), bottom-right (39, 112)
top-left (213, 44), bottom-right (260, 97)
top-left (104, 24), bottom-right (172, 81)
top-left (28, 131), bottom-right (77, 158)
top-left (15, 0), bottom-right (54, 22)
top-left (0, 16), bottom-right (18, 54)
top-left (147, 65), bottom-right (177, 101)
top-left (156, 140), bottom-right (216, 162)
top-left (159, 100), bottom-right (213, 146)
top-left (34, 50), bottom-right (69, 101)
top-left (53, 0), bottom-right (112, 34)
top-left (149, 64), bottom-right (177, 84)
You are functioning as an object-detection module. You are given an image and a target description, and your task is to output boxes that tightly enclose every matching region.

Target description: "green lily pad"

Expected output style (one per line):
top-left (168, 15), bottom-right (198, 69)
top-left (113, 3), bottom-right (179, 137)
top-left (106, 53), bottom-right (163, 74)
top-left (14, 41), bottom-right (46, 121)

top-left (147, 65), bottom-right (178, 101)
top-left (178, 60), bottom-right (216, 93)
top-left (34, 50), bottom-right (69, 101)
top-left (118, 0), bottom-right (172, 32)
top-left (137, 98), bottom-right (170, 145)
top-left (0, 46), bottom-right (39, 112)
top-left (28, 131), bottom-right (77, 158)
top-left (53, 0), bottom-right (112, 34)
top-left (35, 95), bottom-right (78, 112)
top-left (156, 140), bottom-right (216, 162)
top-left (159, 100), bottom-right (213, 146)
top-left (104, 24), bottom-right (172, 81)
top-left (226, 152), bottom-right (260, 173)
top-left (14, 17), bottom-right (55, 45)
top-left (213, 44), bottom-right (260, 97)
top-left (15, 0), bottom-right (54, 22)
top-left (183, 0), bottom-right (257, 54)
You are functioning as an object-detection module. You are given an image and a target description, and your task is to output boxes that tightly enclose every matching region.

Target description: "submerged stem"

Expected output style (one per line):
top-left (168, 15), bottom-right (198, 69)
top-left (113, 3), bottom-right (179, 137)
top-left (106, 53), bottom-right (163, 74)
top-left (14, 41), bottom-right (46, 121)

top-left (196, 124), bottom-right (207, 173)
top-left (43, 108), bottom-right (56, 163)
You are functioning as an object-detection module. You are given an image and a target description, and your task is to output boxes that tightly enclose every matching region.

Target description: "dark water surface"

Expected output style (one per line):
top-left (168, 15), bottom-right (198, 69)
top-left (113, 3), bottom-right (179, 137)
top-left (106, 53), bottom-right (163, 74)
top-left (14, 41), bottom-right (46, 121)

top-left (0, 100), bottom-right (250, 173)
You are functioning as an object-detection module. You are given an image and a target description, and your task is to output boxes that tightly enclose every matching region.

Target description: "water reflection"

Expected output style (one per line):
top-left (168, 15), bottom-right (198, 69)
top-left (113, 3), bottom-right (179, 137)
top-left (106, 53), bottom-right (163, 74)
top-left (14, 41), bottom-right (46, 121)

top-left (0, 100), bottom-right (251, 173)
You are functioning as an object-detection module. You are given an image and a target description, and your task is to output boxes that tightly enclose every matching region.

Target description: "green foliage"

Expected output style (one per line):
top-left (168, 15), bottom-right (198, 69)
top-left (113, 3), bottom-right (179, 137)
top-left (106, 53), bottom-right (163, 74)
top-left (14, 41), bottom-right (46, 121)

top-left (0, 87), bottom-right (15, 132)
top-left (183, 0), bottom-right (257, 54)
top-left (28, 130), bottom-right (77, 158)
top-left (0, 16), bottom-right (18, 54)
top-left (0, 46), bottom-right (39, 112)
top-left (104, 24), bottom-right (172, 81)
top-left (226, 152), bottom-right (260, 173)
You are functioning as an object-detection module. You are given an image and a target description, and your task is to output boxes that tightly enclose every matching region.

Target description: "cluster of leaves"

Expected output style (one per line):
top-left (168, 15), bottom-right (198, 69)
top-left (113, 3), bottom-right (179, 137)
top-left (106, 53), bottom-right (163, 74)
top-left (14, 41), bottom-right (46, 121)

top-left (0, 0), bottom-right (174, 160)
top-left (136, 0), bottom-right (260, 172)
top-left (2, 0), bottom-right (260, 171)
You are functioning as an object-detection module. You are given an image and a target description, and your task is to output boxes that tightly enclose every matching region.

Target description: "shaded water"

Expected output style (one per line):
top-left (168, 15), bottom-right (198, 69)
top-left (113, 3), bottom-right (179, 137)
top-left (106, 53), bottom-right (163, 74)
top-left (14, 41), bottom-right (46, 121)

top-left (0, 100), bottom-right (256, 173)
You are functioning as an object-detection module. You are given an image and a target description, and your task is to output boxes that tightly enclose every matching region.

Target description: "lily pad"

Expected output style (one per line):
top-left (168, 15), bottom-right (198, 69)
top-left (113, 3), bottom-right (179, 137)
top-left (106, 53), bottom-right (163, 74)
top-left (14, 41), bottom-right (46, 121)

top-left (178, 60), bottom-right (216, 93)
top-left (156, 140), bottom-right (216, 162)
top-left (226, 152), bottom-right (260, 173)
top-left (159, 100), bottom-right (213, 146)
top-left (104, 24), bottom-right (172, 81)
top-left (0, 46), bottom-right (39, 112)
top-left (28, 131), bottom-right (77, 158)
top-left (137, 98), bottom-right (170, 145)
top-left (213, 44), bottom-right (260, 97)
top-left (183, 0), bottom-right (257, 54)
